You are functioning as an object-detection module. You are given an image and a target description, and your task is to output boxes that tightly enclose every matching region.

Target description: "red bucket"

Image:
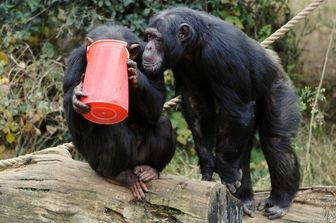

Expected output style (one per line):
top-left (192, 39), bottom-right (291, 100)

top-left (81, 40), bottom-right (129, 124)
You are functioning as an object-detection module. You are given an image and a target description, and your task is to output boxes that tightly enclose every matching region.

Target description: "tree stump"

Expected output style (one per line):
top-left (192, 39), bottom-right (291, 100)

top-left (0, 144), bottom-right (243, 223)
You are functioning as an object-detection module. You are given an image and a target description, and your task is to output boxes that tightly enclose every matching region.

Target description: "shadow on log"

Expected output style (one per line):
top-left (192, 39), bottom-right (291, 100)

top-left (0, 144), bottom-right (243, 223)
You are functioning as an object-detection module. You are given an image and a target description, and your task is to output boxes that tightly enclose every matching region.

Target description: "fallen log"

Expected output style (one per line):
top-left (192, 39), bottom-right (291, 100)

top-left (244, 186), bottom-right (336, 223)
top-left (0, 144), bottom-right (243, 223)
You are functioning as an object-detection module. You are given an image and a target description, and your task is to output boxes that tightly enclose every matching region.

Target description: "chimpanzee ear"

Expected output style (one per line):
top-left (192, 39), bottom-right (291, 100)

top-left (177, 23), bottom-right (193, 42)
top-left (129, 43), bottom-right (141, 60)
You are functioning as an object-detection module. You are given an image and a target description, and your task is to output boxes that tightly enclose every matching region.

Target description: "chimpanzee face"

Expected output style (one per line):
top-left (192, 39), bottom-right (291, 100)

top-left (142, 28), bottom-right (165, 74)
top-left (142, 18), bottom-right (195, 74)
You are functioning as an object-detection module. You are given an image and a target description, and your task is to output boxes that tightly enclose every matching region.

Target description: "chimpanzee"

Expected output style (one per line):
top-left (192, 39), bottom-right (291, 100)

top-left (63, 25), bottom-right (175, 199)
top-left (142, 7), bottom-right (300, 219)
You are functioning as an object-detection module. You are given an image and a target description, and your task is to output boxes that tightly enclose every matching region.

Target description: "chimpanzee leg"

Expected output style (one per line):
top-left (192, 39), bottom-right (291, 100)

top-left (258, 80), bottom-right (300, 219)
top-left (82, 123), bottom-right (137, 178)
top-left (215, 101), bottom-right (255, 194)
top-left (82, 123), bottom-right (152, 199)
top-left (134, 116), bottom-right (175, 182)
top-left (234, 139), bottom-right (255, 217)
top-left (181, 91), bottom-right (216, 181)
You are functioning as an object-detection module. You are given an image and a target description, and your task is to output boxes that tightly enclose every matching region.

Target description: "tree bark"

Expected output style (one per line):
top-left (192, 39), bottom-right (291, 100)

top-left (0, 145), bottom-right (243, 223)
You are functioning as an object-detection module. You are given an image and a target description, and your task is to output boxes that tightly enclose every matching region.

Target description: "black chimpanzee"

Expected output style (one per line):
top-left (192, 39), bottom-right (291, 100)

top-left (142, 7), bottom-right (300, 219)
top-left (63, 25), bottom-right (175, 199)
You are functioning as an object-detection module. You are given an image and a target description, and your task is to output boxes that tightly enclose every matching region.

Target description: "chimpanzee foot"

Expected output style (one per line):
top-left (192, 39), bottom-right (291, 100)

top-left (105, 171), bottom-right (148, 200)
top-left (257, 197), bottom-right (288, 219)
top-left (134, 165), bottom-right (159, 182)
top-left (242, 199), bottom-right (256, 217)
top-left (201, 175), bottom-right (212, 181)
top-left (200, 161), bottom-right (215, 181)
top-left (201, 171), bottom-right (213, 181)
top-left (130, 179), bottom-right (148, 200)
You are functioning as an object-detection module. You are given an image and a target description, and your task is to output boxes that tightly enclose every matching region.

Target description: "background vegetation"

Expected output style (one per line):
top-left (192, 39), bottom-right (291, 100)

top-left (0, 0), bottom-right (335, 189)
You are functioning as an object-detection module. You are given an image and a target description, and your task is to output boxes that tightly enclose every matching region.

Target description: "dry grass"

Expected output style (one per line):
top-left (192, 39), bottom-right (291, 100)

top-left (298, 125), bottom-right (336, 186)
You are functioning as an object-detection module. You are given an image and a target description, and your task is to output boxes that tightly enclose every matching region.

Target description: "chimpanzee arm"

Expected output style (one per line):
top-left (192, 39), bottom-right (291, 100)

top-left (63, 46), bottom-right (93, 133)
top-left (63, 46), bottom-right (87, 93)
top-left (129, 71), bottom-right (166, 124)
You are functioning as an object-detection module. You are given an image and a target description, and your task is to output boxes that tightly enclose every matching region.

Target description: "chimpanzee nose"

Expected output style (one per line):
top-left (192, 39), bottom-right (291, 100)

top-left (143, 51), bottom-right (153, 63)
top-left (145, 44), bottom-right (152, 51)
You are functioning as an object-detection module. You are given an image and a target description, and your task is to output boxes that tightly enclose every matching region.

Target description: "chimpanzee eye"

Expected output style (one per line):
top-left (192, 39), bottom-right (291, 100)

top-left (147, 33), bottom-right (154, 40)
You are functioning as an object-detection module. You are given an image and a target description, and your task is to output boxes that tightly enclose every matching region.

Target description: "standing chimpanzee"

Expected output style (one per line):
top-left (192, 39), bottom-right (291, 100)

top-left (142, 7), bottom-right (300, 219)
top-left (63, 25), bottom-right (175, 199)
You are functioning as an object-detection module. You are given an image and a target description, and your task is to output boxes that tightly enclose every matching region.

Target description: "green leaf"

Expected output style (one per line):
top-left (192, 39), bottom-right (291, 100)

top-left (42, 42), bottom-right (55, 58)
top-left (6, 132), bottom-right (15, 143)
top-left (37, 101), bottom-right (49, 114)
top-left (177, 135), bottom-right (187, 145)
top-left (0, 51), bottom-right (9, 65)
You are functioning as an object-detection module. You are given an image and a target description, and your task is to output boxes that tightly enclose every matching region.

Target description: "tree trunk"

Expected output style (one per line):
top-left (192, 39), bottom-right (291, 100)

top-left (0, 144), bottom-right (243, 223)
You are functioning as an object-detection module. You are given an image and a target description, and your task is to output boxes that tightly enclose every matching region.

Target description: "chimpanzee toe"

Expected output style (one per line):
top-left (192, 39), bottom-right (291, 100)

top-left (258, 197), bottom-right (288, 220)
top-left (242, 199), bottom-right (255, 217)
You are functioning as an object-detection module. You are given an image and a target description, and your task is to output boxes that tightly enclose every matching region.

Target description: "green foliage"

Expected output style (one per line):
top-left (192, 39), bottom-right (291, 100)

top-left (163, 147), bottom-right (200, 179)
top-left (299, 86), bottom-right (326, 129)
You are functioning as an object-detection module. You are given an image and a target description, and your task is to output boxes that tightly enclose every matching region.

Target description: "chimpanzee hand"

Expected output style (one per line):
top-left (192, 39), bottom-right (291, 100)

top-left (72, 82), bottom-right (90, 114)
top-left (134, 165), bottom-right (160, 182)
top-left (127, 59), bottom-right (139, 89)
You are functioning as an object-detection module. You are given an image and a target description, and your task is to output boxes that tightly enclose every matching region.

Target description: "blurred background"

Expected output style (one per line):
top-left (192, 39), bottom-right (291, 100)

top-left (0, 0), bottom-right (335, 189)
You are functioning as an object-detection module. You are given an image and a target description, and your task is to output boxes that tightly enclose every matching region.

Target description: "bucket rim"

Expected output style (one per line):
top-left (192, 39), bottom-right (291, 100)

top-left (87, 39), bottom-right (129, 58)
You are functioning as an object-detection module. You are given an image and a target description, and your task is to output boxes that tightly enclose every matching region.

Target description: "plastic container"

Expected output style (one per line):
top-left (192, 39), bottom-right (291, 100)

top-left (81, 40), bottom-right (129, 124)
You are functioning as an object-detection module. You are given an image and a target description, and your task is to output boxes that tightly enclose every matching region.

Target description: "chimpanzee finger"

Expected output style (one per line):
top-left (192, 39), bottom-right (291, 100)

top-left (139, 181), bottom-right (149, 193)
top-left (131, 182), bottom-right (144, 200)
top-left (139, 170), bottom-right (159, 182)
top-left (127, 59), bottom-right (137, 69)
top-left (130, 185), bottom-right (141, 200)
top-left (134, 166), bottom-right (144, 175)
top-left (73, 99), bottom-right (90, 110)
top-left (128, 67), bottom-right (137, 77)
top-left (139, 173), bottom-right (154, 182)
top-left (73, 98), bottom-right (90, 114)
top-left (135, 181), bottom-right (145, 199)
top-left (75, 90), bottom-right (88, 98)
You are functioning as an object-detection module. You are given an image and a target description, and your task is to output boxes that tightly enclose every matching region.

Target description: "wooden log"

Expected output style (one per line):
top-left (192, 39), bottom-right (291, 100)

top-left (244, 186), bottom-right (336, 223)
top-left (0, 145), bottom-right (243, 223)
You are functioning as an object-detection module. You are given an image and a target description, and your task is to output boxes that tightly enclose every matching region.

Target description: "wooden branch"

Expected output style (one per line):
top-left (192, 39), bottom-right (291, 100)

top-left (0, 146), bottom-right (243, 223)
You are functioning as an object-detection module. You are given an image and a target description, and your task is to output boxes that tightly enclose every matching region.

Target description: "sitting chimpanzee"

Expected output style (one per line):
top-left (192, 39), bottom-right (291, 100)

top-left (142, 7), bottom-right (300, 219)
top-left (63, 25), bottom-right (175, 199)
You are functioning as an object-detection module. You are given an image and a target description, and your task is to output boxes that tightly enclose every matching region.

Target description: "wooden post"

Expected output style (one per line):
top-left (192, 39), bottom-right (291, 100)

top-left (0, 145), bottom-right (243, 223)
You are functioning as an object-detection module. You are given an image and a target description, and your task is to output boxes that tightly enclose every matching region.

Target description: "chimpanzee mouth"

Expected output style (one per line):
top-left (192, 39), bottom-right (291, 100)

top-left (142, 62), bottom-right (161, 72)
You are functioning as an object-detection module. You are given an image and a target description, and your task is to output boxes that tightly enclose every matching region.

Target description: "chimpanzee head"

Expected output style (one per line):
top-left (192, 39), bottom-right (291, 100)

top-left (87, 25), bottom-right (142, 61)
top-left (142, 8), bottom-right (201, 74)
